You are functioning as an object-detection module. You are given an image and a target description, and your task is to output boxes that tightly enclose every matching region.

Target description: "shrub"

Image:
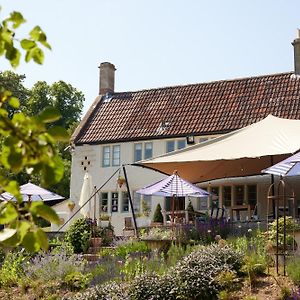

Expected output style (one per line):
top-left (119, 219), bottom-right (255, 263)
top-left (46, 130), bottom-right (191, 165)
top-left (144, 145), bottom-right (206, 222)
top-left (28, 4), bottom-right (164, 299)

top-left (114, 240), bottom-right (150, 259)
top-left (65, 218), bottom-right (91, 253)
top-left (24, 247), bottom-right (86, 282)
top-left (64, 281), bottom-right (129, 300)
top-left (64, 271), bottom-right (92, 291)
top-left (0, 251), bottom-right (26, 287)
top-left (215, 270), bottom-right (238, 292)
top-left (152, 203), bottom-right (163, 223)
top-left (287, 257), bottom-right (300, 285)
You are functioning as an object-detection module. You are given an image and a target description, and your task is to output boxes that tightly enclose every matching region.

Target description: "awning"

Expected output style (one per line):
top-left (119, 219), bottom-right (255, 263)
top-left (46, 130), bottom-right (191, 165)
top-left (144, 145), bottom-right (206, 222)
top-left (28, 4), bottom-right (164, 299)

top-left (137, 115), bottom-right (300, 183)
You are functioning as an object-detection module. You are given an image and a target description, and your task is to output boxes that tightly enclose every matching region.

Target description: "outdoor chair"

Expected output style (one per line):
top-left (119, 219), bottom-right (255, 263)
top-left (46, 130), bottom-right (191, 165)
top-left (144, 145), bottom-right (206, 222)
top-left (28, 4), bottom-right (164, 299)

top-left (123, 217), bottom-right (135, 237)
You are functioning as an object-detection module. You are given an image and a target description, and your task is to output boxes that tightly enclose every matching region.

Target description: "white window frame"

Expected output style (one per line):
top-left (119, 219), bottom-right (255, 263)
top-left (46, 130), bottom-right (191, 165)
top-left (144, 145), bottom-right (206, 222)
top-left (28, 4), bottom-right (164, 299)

top-left (134, 143), bottom-right (143, 162)
top-left (112, 145), bottom-right (120, 166)
top-left (102, 146), bottom-right (110, 167)
top-left (144, 142), bottom-right (153, 159)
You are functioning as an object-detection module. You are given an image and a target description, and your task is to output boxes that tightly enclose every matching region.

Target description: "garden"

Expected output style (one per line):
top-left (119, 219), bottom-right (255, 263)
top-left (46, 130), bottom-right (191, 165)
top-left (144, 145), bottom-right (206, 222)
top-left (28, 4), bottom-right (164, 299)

top-left (1, 217), bottom-right (300, 299)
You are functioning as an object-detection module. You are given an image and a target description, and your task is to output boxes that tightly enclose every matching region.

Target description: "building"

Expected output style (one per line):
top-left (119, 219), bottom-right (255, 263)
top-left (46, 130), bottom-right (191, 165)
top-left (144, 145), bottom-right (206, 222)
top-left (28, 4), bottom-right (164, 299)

top-left (68, 34), bottom-right (300, 235)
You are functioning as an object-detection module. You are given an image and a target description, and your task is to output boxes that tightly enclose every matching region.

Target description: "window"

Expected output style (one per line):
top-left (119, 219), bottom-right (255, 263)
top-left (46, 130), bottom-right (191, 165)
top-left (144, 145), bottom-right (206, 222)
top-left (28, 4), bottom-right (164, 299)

top-left (177, 139), bottom-right (186, 150)
top-left (166, 140), bottom-right (175, 153)
top-left (165, 196), bottom-right (185, 211)
top-left (102, 146), bottom-right (110, 167)
top-left (134, 143), bottom-right (142, 162)
top-left (235, 186), bottom-right (244, 205)
top-left (144, 142), bottom-right (153, 159)
top-left (133, 192), bottom-right (141, 213)
top-left (248, 185), bottom-right (257, 207)
top-left (111, 192), bottom-right (119, 212)
top-left (211, 187), bottom-right (219, 208)
top-left (112, 145), bottom-right (120, 166)
top-left (223, 186), bottom-right (232, 207)
top-left (100, 192), bottom-right (108, 212)
top-left (122, 192), bottom-right (129, 212)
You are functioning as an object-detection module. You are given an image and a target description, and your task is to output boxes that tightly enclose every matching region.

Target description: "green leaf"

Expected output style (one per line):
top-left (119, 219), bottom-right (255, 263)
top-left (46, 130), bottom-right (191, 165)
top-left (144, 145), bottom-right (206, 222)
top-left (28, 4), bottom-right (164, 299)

top-left (29, 26), bottom-right (42, 41)
top-left (22, 231), bottom-right (40, 252)
top-left (0, 228), bottom-right (17, 242)
top-left (37, 107), bottom-right (61, 123)
top-left (20, 39), bottom-right (36, 50)
top-left (48, 126), bottom-right (70, 142)
top-left (30, 202), bottom-right (60, 225)
top-left (0, 202), bottom-right (18, 224)
top-left (35, 228), bottom-right (48, 251)
top-left (18, 221), bottom-right (31, 241)
top-left (31, 47), bottom-right (44, 64)
top-left (8, 97), bottom-right (20, 108)
top-left (9, 11), bottom-right (26, 29)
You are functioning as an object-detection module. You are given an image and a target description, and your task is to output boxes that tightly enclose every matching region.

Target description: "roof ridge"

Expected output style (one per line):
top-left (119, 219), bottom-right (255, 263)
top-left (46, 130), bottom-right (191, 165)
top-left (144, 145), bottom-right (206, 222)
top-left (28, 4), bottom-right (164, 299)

top-left (113, 71), bottom-right (293, 95)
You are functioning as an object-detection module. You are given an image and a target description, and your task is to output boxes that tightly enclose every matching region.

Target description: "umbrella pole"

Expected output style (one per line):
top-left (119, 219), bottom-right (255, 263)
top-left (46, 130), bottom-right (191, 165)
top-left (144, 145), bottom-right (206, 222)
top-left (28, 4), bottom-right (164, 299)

top-left (172, 195), bottom-right (175, 225)
top-left (122, 165), bottom-right (139, 238)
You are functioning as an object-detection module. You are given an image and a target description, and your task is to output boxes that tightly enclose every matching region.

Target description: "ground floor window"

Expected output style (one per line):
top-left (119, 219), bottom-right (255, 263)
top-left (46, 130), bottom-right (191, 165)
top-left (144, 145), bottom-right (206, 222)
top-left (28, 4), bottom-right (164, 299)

top-left (235, 185), bottom-right (244, 206)
top-left (247, 185), bottom-right (257, 207)
top-left (111, 192), bottom-right (119, 212)
top-left (122, 191), bottom-right (129, 212)
top-left (165, 196), bottom-right (185, 211)
top-left (210, 186), bottom-right (219, 208)
top-left (100, 192), bottom-right (108, 213)
top-left (223, 186), bottom-right (232, 207)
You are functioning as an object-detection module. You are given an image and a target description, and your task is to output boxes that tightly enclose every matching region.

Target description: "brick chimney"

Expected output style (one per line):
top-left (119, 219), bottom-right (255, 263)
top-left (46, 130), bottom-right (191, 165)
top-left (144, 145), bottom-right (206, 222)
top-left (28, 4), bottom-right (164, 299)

top-left (292, 29), bottom-right (300, 75)
top-left (98, 62), bottom-right (116, 94)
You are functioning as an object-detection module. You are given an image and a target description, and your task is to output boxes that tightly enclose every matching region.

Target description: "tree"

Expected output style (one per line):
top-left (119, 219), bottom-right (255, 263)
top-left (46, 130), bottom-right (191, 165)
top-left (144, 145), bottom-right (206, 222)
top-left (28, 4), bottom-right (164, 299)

top-left (0, 9), bottom-right (67, 251)
top-left (153, 203), bottom-right (163, 223)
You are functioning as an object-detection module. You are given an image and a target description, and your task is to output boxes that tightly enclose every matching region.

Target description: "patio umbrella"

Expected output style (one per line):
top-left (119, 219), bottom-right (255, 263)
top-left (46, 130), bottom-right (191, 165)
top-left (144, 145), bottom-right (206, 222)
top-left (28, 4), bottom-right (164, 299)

top-left (78, 172), bottom-right (94, 218)
top-left (262, 152), bottom-right (300, 177)
top-left (0, 182), bottom-right (64, 202)
top-left (136, 171), bottom-right (209, 222)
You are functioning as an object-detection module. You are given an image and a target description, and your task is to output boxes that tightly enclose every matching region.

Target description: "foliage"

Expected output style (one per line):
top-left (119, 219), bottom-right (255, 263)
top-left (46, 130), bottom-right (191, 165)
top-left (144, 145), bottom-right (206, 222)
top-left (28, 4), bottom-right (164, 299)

top-left (114, 240), bottom-right (150, 259)
top-left (65, 218), bottom-right (91, 253)
top-left (215, 270), bottom-right (238, 292)
top-left (0, 251), bottom-right (25, 287)
top-left (64, 271), bottom-right (92, 291)
top-left (24, 248), bottom-right (86, 282)
top-left (141, 199), bottom-right (151, 217)
top-left (64, 281), bottom-right (129, 300)
top-left (187, 200), bottom-right (195, 221)
top-left (152, 203), bottom-right (163, 223)
top-left (141, 227), bottom-right (174, 240)
top-left (287, 258), bottom-right (300, 286)
top-left (0, 8), bottom-right (68, 251)
top-left (268, 217), bottom-right (299, 246)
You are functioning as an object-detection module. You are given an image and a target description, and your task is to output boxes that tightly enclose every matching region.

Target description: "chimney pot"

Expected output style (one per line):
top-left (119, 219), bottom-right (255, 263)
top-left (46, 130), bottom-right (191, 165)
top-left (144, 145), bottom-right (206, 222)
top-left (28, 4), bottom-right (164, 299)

top-left (98, 62), bottom-right (116, 95)
top-left (292, 30), bottom-right (300, 75)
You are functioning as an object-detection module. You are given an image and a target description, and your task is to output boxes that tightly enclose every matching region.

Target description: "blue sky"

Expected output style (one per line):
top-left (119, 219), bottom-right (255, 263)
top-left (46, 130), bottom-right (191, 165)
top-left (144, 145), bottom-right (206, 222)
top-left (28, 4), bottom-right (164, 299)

top-left (1, 1), bottom-right (300, 114)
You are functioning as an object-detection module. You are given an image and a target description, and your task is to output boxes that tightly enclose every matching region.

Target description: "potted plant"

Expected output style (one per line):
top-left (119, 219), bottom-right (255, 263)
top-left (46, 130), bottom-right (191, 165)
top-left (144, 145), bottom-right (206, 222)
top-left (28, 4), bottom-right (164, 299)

top-left (140, 227), bottom-right (175, 253)
top-left (117, 175), bottom-right (126, 188)
top-left (67, 200), bottom-right (76, 212)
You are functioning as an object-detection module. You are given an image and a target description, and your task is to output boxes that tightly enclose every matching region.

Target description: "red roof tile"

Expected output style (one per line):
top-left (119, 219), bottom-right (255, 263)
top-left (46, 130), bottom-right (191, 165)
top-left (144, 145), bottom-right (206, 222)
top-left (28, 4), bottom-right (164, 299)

top-left (73, 72), bottom-right (300, 145)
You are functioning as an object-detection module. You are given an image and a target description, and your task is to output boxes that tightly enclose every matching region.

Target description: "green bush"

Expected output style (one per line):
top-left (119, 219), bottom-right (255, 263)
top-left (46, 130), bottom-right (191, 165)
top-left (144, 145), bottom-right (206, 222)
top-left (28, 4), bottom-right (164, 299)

top-left (152, 203), bottom-right (163, 223)
top-left (0, 252), bottom-right (25, 287)
top-left (115, 240), bottom-right (150, 259)
top-left (65, 218), bottom-right (91, 253)
top-left (64, 271), bottom-right (92, 291)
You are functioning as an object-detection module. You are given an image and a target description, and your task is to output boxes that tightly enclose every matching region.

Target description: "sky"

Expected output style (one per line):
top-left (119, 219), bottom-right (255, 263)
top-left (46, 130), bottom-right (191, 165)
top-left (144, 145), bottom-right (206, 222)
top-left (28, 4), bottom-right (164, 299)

top-left (1, 1), bottom-right (300, 114)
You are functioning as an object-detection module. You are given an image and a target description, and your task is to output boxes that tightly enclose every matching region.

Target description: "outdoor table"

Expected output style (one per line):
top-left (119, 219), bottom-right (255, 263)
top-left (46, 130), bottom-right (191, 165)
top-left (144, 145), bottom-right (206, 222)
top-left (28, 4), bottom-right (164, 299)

top-left (230, 204), bottom-right (251, 221)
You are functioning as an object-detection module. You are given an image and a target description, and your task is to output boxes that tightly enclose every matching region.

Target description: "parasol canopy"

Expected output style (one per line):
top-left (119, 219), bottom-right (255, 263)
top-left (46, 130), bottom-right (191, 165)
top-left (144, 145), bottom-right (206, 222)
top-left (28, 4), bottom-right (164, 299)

top-left (262, 151), bottom-right (300, 177)
top-left (0, 182), bottom-right (65, 202)
top-left (78, 172), bottom-right (94, 218)
top-left (136, 171), bottom-right (209, 197)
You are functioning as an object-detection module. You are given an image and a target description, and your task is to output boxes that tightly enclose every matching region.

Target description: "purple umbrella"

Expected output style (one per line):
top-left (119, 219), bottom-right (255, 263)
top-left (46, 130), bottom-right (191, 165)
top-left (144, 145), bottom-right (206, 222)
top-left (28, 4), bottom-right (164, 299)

top-left (137, 171), bottom-right (209, 197)
top-left (137, 171), bottom-right (209, 223)
top-left (262, 152), bottom-right (300, 176)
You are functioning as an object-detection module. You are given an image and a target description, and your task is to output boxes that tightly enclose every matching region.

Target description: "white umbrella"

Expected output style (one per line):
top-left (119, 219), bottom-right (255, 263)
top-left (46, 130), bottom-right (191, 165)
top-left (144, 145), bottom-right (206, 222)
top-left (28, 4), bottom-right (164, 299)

top-left (78, 172), bottom-right (94, 218)
top-left (0, 182), bottom-right (64, 202)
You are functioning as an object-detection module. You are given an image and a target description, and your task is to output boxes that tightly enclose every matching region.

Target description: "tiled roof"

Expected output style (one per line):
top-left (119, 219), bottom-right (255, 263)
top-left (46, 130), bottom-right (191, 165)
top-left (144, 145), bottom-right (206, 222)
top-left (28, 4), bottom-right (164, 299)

top-left (73, 72), bottom-right (300, 145)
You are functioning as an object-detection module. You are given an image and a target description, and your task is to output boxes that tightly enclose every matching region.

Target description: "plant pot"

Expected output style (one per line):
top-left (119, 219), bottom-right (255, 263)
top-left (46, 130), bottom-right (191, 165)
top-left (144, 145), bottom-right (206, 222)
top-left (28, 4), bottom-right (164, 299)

top-left (67, 201), bottom-right (75, 212)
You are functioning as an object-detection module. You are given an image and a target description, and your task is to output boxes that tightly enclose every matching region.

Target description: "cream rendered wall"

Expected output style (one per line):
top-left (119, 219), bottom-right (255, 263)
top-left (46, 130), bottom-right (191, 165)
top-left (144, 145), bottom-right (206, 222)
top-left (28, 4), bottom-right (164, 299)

top-left (70, 137), bottom-right (200, 236)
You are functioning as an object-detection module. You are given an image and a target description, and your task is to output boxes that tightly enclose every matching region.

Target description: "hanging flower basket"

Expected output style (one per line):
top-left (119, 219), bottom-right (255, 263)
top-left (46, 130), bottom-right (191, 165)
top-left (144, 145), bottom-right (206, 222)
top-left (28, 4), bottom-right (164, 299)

top-left (117, 176), bottom-right (126, 188)
top-left (67, 200), bottom-right (75, 212)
